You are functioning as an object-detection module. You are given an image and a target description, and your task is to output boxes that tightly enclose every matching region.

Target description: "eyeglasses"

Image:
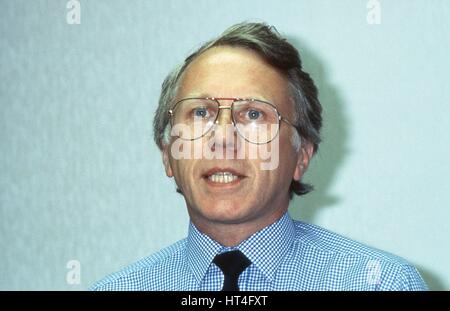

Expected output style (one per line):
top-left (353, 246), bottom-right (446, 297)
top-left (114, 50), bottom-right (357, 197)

top-left (168, 97), bottom-right (295, 144)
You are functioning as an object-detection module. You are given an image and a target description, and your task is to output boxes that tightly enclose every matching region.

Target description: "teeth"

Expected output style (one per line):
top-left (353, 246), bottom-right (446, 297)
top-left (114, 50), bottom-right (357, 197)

top-left (208, 172), bottom-right (239, 183)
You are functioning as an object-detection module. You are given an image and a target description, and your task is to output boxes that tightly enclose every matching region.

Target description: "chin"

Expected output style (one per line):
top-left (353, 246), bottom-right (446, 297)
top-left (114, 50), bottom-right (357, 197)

top-left (198, 199), bottom-right (254, 224)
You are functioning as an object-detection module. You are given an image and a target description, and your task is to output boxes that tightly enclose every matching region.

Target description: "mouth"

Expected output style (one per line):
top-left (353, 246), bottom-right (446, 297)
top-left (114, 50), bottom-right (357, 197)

top-left (202, 167), bottom-right (246, 186)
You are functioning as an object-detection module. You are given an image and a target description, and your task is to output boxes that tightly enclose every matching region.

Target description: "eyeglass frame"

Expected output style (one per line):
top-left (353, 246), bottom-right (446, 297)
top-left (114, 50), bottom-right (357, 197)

top-left (167, 97), bottom-right (297, 145)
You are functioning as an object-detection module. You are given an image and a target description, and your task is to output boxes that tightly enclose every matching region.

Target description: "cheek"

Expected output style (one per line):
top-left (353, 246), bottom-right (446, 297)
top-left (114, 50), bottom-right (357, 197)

top-left (170, 159), bottom-right (195, 187)
top-left (277, 134), bottom-right (298, 173)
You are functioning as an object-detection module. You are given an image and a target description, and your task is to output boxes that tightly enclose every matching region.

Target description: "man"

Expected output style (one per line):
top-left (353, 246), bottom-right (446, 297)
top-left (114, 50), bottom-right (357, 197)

top-left (92, 22), bottom-right (427, 290)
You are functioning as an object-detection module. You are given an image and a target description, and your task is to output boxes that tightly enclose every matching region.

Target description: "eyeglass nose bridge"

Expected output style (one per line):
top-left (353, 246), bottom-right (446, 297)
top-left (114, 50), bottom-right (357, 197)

top-left (214, 105), bottom-right (234, 124)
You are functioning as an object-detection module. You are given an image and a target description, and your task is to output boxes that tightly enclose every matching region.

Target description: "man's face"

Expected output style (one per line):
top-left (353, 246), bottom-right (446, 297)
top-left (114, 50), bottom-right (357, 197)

top-left (163, 46), bottom-right (312, 230)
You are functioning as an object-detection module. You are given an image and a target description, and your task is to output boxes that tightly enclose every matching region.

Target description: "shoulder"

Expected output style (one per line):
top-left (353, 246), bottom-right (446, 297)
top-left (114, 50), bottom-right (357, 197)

top-left (290, 220), bottom-right (427, 290)
top-left (292, 220), bottom-right (404, 262)
top-left (90, 239), bottom-right (187, 291)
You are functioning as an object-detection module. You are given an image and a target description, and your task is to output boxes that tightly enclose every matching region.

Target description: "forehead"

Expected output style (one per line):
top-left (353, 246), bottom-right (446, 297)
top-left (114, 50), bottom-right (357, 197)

top-left (177, 46), bottom-right (291, 109)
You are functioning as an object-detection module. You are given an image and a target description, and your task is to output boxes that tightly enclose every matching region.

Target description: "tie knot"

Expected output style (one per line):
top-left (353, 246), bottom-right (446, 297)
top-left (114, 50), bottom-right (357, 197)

top-left (213, 250), bottom-right (251, 276)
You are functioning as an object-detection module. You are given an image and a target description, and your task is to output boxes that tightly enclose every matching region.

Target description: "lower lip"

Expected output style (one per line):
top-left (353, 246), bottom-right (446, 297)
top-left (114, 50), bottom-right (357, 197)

top-left (203, 176), bottom-right (245, 188)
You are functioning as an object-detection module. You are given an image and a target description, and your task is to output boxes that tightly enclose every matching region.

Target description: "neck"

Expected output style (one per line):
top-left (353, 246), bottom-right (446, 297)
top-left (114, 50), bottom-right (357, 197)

top-left (189, 208), bottom-right (288, 247)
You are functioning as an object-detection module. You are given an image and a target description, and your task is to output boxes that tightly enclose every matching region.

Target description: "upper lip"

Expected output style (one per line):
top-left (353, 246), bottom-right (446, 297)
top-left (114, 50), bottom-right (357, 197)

top-left (202, 167), bottom-right (246, 178)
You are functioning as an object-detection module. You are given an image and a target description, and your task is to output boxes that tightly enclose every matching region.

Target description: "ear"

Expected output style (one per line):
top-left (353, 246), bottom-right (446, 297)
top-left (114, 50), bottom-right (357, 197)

top-left (293, 142), bottom-right (314, 181)
top-left (162, 144), bottom-right (174, 178)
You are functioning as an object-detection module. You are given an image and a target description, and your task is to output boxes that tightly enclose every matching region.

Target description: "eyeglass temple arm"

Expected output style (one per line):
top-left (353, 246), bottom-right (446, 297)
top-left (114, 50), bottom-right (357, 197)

top-left (280, 116), bottom-right (295, 128)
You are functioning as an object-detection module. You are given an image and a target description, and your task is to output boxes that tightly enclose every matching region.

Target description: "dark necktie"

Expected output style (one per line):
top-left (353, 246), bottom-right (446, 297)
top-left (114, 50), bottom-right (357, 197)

top-left (213, 250), bottom-right (251, 291)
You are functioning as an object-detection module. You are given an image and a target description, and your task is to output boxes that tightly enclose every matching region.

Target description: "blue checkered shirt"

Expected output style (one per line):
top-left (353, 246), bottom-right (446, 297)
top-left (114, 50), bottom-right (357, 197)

top-left (91, 213), bottom-right (427, 291)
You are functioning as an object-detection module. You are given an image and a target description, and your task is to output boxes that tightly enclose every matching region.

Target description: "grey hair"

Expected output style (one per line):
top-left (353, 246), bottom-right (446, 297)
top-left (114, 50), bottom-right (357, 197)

top-left (153, 22), bottom-right (322, 198)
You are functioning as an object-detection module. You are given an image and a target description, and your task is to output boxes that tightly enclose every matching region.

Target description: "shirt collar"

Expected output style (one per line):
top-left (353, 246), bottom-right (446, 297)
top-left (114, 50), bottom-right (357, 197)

top-left (186, 222), bottom-right (223, 284)
top-left (186, 212), bottom-right (296, 284)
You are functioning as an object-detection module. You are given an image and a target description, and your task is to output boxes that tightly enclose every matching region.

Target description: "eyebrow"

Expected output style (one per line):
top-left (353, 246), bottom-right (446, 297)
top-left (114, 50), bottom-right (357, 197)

top-left (181, 92), bottom-right (212, 98)
top-left (180, 92), bottom-right (271, 102)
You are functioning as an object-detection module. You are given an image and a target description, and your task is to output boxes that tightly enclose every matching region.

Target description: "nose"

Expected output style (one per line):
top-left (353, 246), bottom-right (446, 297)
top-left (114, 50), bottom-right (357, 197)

top-left (207, 103), bottom-right (239, 153)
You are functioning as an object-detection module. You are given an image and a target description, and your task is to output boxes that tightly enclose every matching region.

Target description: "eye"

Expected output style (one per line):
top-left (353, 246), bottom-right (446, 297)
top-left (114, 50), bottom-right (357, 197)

top-left (193, 107), bottom-right (208, 118)
top-left (247, 109), bottom-right (262, 120)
